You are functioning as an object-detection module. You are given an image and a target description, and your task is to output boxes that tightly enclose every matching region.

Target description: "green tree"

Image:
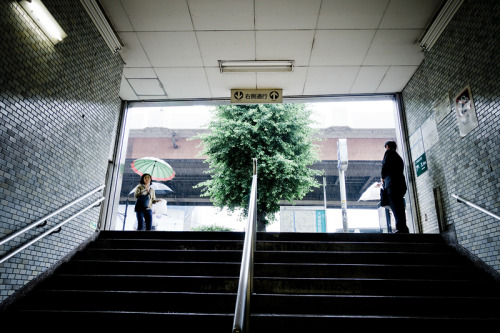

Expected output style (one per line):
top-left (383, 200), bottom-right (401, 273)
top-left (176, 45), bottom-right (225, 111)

top-left (194, 104), bottom-right (322, 230)
top-left (192, 224), bottom-right (234, 232)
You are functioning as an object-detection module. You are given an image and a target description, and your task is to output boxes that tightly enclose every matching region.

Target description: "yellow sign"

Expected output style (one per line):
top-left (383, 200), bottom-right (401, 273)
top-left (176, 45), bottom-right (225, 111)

top-left (231, 89), bottom-right (282, 104)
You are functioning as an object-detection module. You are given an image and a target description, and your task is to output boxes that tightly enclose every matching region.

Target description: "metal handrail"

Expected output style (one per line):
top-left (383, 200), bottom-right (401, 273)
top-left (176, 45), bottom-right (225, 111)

top-left (233, 159), bottom-right (258, 333)
top-left (0, 185), bottom-right (105, 264)
top-left (452, 193), bottom-right (500, 221)
top-left (0, 185), bottom-right (104, 247)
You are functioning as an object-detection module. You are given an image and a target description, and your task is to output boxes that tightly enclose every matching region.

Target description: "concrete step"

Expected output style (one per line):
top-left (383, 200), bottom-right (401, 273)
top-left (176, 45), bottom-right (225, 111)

top-left (3, 230), bottom-right (499, 330)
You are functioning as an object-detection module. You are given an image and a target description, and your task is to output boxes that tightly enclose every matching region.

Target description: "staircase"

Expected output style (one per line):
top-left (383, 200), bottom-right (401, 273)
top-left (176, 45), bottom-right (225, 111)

top-left (3, 231), bottom-right (500, 330)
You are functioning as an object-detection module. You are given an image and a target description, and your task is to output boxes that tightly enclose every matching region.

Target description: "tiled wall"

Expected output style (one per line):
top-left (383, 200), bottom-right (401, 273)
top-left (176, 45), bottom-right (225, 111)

top-left (0, 0), bottom-right (123, 302)
top-left (402, 0), bottom-right (500, 272)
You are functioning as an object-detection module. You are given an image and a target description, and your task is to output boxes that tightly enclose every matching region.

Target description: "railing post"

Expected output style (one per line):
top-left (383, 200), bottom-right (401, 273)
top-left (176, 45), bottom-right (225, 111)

top-left (232, 159), bottom-right (258, 333)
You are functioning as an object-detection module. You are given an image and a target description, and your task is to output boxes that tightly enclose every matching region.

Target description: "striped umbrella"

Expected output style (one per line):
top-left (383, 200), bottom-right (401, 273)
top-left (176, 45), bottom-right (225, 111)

top-left (131, 157), bottom-right (175, 181)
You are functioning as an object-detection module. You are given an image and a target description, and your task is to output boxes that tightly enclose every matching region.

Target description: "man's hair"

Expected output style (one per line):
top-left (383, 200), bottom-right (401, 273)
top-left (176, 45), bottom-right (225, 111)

top-left (385, 141), bottom-right (397, 150)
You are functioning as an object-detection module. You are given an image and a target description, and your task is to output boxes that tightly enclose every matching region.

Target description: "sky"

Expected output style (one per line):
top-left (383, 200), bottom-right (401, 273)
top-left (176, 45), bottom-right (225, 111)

top-left (126, 100), bottom-right (396, 130)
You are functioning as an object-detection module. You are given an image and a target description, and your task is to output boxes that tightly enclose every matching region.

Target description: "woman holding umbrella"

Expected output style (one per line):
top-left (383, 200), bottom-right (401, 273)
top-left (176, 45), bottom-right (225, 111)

top-left (134, 173), bottom-right (162, 231)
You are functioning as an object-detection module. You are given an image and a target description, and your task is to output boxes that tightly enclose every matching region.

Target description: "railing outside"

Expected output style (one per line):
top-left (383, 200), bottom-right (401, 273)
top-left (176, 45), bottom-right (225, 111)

top-left (452, 193), bottom-right (500, 221)
top-left (0, 185), bottom-right (105, 264)
top-left (232, 159), bottom-right (258, 333)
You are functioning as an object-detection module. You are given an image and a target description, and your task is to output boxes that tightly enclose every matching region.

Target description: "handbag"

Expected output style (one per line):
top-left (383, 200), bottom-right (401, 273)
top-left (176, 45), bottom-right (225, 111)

top-left (135, 194), bottom-right (150, 211)
top-left (380, 187), bottom-right (390, 207)
top-left (152, 200), bottom-right (167, 215)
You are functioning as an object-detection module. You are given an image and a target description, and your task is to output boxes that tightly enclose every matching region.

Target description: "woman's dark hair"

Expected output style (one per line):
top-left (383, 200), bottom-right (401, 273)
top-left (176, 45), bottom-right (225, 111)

top-left (139, 173), bottom-right (152, 185)
top-left (384, 141), bottom-right (397, 150)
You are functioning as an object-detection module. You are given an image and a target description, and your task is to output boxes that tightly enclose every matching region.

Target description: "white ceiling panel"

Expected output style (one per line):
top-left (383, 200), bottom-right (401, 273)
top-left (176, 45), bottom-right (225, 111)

top-left (255, 0), bottom-right (322, 30)
top-left (363, 30), bottom-right (425, 66)
top-left (206, 67), bottom-right (257, 98)
top-left (257, 67), bottom-right (308, 96)
top-left (138, 32), bottom-right (203, 67)
top-left (118, 32), bottom-right (151, 67)
top-left (304, 67), bottom-right (359, 95)
top-left (119, 75), bottom-right (138, 100)
top-left (350, 66), bottom-right (389, 94)
top-left (156, 68), bottom-right (211, 98)
top-left (377, 65), bottom-right (419, 93)
top-left (317, 0), bottom-right (389, 29)
top-left (310, 30), bottom-right (376, 66)
top-left (123, 67), bottom-right (157, 78)
top-left (119, 0), bottom-right (192, 31)
top-left (256, 31), bottom-right (314, 66)
top-left (99, 0), bottom-right (134, 31)
top-left (197, 31), bottom-right (255, 66)
top-left (96, 0), bottom-right (447, 100)
top-left (380, 0), bottom-right (444, 29)
top-left (128, 78), bottom-right (166, 96)
top-left (188, 0), bottom-right (254, 30)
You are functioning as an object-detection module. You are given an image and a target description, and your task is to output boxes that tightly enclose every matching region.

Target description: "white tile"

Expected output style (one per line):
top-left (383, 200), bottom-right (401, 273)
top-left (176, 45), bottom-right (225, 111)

top-left (304, 67), bottom-right (359, 95)
top-left (128, 78), bottom-right (166, 96)
top-left (205, 67), bottom-right (257, 98)
top-left (119, 75), bottom-right (138, 100)
top-left (379, 0), bottom-right (444, 29)
top-left (188, 0), bottom-right (254, 30)
top-left (123, 67), bottom-right (157, 78)
top-left (256, 31), bottom-right (314, 66)
top-left (350, 66), bottom-right (389, 93)
top-left (156, 68), bottom-right (212, 98)
top-left (119, 0), bottom-right (192, 31)
top-left (317, 0), bottom-right (389, 29)
top-left (377, 66), bottom-right (419, 93)
top-left (255, 0), bottom-right (322, 29)
top-left (99, 0), bottom-right (134, 31)
top-left (310, 30), bottom-right (375, 66)
top-left (363, 30), bottom-right (425, 66)
top-left (197, 31), bottom-right (255, 66)
top-left (118, 32), bottom-right (151, 67)
top-left (138, 32), bottom-right (203, 67)
top-left (257, 67), bottom-right (308, 96)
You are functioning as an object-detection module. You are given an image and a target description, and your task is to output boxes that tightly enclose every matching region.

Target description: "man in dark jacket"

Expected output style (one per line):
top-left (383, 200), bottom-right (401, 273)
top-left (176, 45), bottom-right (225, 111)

top-left (381, 141), bottom-right (409, 233)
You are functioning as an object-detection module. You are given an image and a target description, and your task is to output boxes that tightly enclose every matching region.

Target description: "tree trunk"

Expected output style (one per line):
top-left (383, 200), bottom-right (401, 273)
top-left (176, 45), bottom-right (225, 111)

top-left (257, 211), bottom-right (267, 231)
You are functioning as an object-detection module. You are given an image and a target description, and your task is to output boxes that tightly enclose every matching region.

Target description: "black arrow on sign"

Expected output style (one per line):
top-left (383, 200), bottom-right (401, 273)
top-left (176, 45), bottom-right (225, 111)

top-left (270, 91), bottom-right (280, 100)
top-left (234, 91), bottom-right (244, 100)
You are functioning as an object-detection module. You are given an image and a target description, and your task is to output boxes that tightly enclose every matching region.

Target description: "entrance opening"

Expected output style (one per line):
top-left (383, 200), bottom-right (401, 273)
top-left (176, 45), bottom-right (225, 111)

top-left (108, 97), bottom-right (410, 233)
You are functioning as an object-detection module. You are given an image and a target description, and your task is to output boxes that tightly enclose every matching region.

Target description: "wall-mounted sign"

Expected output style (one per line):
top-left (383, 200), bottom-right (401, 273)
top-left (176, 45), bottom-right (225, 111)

top-left (454, 85), bottom-right (478, 137)
top-left (231, 89), bottom-right (282, 103)
top-left (433, 93), bottom-right (451, 124)
top-left (337, 138), bottom-right (348, 171)
top-left (415, 153), bottom-right (428, 177)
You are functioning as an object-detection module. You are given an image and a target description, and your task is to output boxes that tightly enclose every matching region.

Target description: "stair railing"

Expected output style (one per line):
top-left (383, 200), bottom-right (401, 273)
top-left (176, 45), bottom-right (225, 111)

top-left (233, 159), bottom-right (258, 333)
top-left (0, 185), bottom-right (105, 264)
top-left (452, 193), bottom-right (500, 221)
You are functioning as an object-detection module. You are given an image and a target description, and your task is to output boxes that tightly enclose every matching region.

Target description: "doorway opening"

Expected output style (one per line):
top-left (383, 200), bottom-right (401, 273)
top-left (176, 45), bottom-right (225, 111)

top-left (107, 97), bottom-right (412, 233)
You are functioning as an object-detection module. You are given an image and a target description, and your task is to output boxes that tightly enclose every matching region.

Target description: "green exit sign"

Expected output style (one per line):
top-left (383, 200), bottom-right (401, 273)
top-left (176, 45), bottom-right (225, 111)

top-left (415, 153), bottom-right (428, 177)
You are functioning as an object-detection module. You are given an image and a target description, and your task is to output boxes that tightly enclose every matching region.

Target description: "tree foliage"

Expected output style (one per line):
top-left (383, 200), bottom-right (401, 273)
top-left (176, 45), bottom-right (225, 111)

top-left (194, 103), bottom-right (322, 227)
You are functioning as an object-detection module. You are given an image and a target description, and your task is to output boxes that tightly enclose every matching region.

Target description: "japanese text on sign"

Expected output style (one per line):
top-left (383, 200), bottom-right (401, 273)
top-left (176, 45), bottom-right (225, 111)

top-left (231, 89), bottom-right (282, 103)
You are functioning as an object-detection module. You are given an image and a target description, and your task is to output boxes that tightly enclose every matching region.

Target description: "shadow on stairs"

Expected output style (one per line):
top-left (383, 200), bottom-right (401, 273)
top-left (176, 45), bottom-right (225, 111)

top-left (2, 231), bottom-right (500, 331)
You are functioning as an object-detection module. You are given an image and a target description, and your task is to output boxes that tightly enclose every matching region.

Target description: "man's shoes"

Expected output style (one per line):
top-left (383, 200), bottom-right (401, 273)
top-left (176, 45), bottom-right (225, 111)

top-left (393, 229), bottom-right (409, 234)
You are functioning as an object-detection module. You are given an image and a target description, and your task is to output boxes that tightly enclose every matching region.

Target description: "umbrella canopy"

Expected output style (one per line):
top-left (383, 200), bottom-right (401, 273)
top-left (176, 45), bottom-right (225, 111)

top-left (358, 182), bottom-right (382, 201)
top-left (131, 157), bottom-right (175, 181)
top-left (128, 182), bottom-right (174, 195)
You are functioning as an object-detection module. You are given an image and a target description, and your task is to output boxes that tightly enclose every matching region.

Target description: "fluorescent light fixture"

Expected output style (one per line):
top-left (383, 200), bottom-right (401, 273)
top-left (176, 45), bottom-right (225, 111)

top-left (219, 60), bottom-right (294, 73)
top-left (80, 0), bottom-right (123, 53)
top-left (420, 0), bottom-right (464, 51)
top-left (18, 0), bottom-right (67, 44)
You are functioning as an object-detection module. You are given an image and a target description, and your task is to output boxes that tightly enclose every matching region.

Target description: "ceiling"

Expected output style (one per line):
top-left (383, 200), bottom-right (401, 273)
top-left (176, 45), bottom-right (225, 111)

top-left (99, 0), bottom-right (444, 101)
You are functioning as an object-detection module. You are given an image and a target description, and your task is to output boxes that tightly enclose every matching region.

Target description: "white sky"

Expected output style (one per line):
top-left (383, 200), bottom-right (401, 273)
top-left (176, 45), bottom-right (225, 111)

top-left (126, 100), bottom-right (396, 130)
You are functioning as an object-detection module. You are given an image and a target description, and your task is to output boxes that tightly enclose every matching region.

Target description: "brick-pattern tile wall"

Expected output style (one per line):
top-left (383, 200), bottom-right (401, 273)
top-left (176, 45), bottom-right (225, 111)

top-left (0, 0), bottom-right (123, 302)
top-left (402, 0), bottom-right (500, 272)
